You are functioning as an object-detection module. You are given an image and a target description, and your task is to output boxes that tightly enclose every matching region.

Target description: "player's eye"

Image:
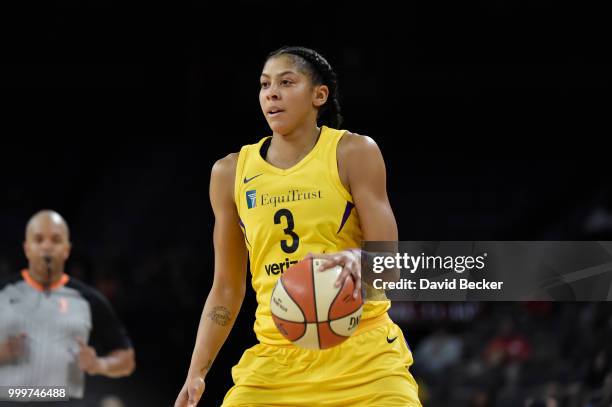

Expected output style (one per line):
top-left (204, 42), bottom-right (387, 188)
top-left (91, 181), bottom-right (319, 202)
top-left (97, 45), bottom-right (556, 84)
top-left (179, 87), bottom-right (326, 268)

top-left (260, 81), bottom-right (269, 89)
top-left (281, 79), bottom-right (293, 86)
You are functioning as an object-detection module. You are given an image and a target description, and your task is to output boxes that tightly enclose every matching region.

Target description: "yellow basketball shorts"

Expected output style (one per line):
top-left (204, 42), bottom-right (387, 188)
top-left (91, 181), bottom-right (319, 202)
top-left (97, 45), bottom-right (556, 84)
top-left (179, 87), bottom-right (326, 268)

top-left (221, 313), bottom-right (421, 407)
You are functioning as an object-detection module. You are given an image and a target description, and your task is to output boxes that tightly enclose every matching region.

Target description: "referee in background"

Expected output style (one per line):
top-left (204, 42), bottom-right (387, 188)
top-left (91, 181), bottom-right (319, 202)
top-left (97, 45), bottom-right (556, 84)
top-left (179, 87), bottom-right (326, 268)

top-left (0, 210), bottom-right (135, 405)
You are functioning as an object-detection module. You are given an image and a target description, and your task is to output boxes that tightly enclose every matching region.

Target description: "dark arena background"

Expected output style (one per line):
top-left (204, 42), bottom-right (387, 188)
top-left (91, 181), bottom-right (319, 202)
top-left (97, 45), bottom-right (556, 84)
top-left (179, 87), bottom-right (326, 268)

top-left (1, 2), bottom-right (611, 406)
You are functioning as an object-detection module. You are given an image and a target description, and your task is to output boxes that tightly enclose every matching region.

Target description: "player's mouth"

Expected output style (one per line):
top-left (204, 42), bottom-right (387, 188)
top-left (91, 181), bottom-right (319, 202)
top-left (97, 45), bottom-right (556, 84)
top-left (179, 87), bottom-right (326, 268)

top-left (267, 108), bottom-right (285, 117)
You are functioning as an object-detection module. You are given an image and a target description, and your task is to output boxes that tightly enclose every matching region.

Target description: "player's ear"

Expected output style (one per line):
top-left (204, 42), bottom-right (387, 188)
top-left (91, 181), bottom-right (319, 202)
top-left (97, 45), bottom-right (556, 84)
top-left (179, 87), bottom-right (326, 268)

top-left (312, 84), bottom-right (329, 108)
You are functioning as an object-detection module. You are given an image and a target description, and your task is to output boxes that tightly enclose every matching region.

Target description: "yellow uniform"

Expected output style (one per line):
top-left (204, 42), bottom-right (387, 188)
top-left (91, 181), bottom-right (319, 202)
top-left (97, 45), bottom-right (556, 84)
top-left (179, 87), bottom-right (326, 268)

top-left (224, 126), bottom-right (421, 406)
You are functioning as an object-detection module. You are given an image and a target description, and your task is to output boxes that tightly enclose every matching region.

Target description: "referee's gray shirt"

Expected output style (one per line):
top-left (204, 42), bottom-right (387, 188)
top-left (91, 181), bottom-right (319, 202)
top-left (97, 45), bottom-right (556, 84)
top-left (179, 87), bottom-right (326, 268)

top-left (0, 270), bottom-right (132, 399)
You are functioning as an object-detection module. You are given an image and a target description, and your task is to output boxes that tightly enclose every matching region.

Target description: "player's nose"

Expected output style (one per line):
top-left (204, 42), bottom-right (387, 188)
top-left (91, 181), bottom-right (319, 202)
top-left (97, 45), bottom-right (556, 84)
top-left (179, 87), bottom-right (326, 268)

top-left (264, 85), bottom-right (280, 101)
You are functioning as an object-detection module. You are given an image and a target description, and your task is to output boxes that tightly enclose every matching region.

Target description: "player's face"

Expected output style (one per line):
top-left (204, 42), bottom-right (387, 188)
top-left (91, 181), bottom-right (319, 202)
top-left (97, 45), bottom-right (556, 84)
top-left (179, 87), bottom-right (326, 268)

top-left (259, 55), bottom-right (320, 134)
top-left (23, 216), bottom-right (71, 281)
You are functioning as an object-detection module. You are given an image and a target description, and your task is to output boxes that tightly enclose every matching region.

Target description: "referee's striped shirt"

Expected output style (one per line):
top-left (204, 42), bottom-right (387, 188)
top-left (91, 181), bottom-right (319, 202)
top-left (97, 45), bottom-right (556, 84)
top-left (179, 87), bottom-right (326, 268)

top-left (0, 270), bottom-right (132, 399)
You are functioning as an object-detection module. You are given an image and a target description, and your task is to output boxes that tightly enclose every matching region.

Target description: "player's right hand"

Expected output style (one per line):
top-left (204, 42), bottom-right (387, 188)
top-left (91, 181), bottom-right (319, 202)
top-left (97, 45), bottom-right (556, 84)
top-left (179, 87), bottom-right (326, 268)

top-left (174, 375), bottom-right (205, 407)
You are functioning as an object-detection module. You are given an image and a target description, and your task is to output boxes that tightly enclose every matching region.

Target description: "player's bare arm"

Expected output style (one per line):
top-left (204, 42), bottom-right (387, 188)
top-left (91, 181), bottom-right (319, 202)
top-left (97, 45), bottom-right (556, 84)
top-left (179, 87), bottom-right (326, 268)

top-left (175, 153), bottom-right (248, 407)
top-left (316, 132), bottom-right (399, 290)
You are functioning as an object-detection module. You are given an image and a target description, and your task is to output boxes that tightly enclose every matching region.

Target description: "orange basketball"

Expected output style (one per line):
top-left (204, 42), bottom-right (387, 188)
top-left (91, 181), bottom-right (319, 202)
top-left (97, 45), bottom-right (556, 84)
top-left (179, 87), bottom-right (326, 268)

top-left (270, 257), bottom-right (363, 350)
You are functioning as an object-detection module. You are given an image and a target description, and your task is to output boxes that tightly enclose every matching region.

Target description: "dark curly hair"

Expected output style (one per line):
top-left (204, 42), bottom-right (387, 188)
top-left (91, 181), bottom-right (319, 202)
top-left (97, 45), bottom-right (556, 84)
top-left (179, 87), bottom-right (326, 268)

top-left (266, 46), bottom-right (343, 128)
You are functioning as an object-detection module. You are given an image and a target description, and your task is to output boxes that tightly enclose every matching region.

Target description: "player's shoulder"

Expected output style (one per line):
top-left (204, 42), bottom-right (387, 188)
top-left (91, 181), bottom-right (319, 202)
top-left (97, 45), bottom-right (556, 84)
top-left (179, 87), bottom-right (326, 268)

top-left (338, 131), bottom-right (381, 159)
top-left (211, 152), bottom-right (239, 183)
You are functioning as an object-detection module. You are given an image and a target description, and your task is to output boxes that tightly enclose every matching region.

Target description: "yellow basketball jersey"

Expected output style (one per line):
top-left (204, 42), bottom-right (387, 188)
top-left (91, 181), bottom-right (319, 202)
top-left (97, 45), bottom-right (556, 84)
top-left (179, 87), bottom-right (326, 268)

top-left (234, 126), bottom-right (390, 345)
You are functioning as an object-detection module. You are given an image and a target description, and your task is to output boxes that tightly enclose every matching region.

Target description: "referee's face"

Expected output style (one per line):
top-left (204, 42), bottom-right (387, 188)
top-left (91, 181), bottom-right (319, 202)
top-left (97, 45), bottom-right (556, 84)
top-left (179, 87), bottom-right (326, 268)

top-left (23, 214), bottom-right (72, 283)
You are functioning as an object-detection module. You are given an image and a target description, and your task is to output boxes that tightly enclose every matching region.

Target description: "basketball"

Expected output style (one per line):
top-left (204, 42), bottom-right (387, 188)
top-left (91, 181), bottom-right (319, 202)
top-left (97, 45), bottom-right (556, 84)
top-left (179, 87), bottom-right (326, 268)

top-left (270, 257), bottom-right (363, 350)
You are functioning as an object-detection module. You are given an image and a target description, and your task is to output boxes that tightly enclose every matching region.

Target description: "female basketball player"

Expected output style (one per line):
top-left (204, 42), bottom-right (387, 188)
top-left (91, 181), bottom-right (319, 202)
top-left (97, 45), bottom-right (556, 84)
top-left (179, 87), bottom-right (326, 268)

top-left (175, 46), bottom-right (421, 407)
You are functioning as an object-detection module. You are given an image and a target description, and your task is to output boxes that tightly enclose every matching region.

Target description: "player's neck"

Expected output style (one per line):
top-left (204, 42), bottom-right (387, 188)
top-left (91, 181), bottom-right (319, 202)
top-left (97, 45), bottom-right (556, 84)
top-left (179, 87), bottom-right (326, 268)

top-left (269, 125), bottom-right (321, 169)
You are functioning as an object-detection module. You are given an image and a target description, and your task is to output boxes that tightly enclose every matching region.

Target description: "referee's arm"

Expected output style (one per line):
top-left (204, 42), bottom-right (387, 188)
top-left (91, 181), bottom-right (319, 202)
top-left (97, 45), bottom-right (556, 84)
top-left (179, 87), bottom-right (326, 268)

top-left (73, 280), bottom-right (136, 378)
top-left (76, 337), bottom-right (135, 378)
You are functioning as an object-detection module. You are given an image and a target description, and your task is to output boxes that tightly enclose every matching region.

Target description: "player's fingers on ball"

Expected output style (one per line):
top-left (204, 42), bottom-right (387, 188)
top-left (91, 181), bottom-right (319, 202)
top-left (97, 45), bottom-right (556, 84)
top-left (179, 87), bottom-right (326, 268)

top-left (335, 269), bottom-right (350, 287)
top-left (352, 261), bottom-right (361, 278)
top-left (341, 260), bottom-right (356, 278)
top-left (335, 253), bottom-right (350, 266)
top-left (321, 253), bottom-right (340, 262)
top-left (355, 276), bottom-right (362, 298)
top-left (320, 257), bottom-right (341, 270)
top-left (336, 267), bottom-right (351, 282)
top-left (346, 259), bottom-right (357, 273)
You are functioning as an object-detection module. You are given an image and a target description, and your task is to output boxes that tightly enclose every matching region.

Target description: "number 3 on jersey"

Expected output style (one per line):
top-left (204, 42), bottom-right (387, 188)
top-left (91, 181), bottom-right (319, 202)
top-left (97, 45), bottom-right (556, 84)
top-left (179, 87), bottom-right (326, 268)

top-left (274, 209), bottom-right (299, 253)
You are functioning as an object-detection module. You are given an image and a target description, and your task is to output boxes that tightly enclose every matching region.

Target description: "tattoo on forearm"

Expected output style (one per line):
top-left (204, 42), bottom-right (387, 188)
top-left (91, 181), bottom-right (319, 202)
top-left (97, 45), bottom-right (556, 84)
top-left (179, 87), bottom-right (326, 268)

top-left (200, 359), bottom-right (212, 375)
top-left (207, 306), bottom-right (232, 326)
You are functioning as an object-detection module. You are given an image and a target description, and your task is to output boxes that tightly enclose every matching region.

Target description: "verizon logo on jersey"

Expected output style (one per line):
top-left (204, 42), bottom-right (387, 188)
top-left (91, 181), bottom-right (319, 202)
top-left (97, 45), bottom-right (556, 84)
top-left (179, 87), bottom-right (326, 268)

top-left (264, 258), bottom-right (299, 275)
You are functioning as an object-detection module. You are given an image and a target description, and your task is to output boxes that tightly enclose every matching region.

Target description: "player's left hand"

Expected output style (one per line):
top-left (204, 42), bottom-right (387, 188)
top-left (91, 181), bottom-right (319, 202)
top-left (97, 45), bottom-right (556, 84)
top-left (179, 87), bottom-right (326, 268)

top-left (306, 249), bottom-right (361, 299)
top-left (76, 337), bottom-right (106, 375)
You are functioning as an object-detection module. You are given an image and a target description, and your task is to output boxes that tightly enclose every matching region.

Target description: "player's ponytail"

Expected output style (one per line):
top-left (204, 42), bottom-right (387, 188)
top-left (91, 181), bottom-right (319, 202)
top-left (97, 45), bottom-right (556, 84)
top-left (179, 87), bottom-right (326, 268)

top-left (266, 46), bottom-right (343, 129)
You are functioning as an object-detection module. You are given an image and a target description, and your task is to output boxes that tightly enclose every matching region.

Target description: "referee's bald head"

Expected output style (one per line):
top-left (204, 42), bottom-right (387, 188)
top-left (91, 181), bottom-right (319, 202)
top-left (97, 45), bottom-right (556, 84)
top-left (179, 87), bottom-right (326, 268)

top-left (25, 210), bottom-right (71, 241)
